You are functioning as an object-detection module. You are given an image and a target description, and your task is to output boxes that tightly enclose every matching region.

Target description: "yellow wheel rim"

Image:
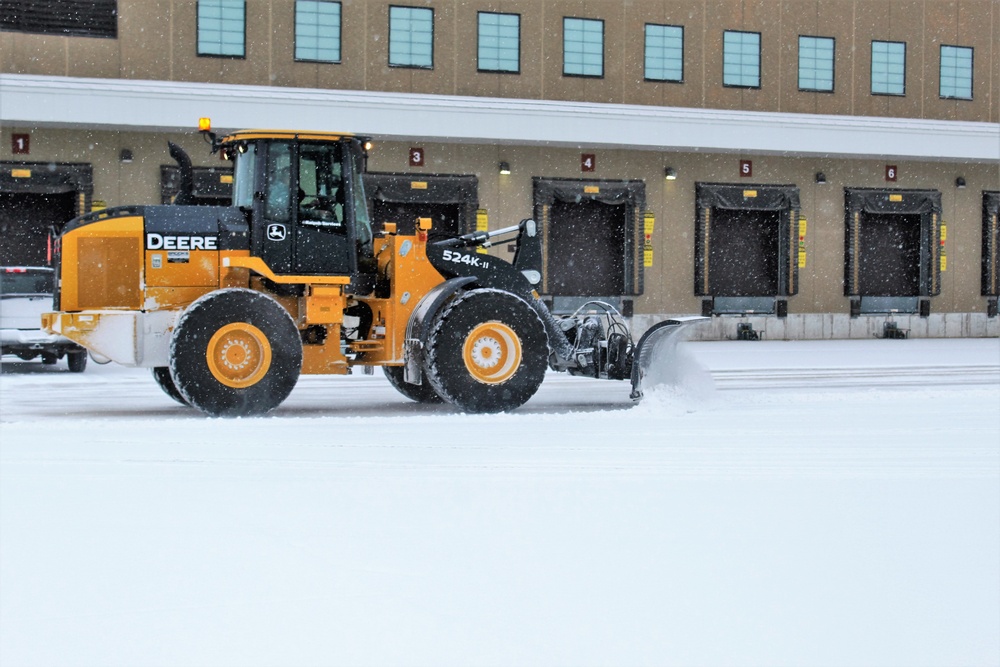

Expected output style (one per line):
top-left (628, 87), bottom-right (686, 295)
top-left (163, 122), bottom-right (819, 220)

top-left (462, 321), bottom-right (521, 384)
top-left (206, 323), bottom-right (272, 388)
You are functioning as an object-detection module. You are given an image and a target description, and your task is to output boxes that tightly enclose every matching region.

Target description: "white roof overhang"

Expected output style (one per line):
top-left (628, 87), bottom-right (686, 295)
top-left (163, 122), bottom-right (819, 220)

top-left (2, 73), bottom-right (998, 163)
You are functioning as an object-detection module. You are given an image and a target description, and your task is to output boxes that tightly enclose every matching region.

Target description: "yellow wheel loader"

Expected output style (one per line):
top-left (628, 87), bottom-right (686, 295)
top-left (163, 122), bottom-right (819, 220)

top-left (43, 123), bottom-right (702, 416)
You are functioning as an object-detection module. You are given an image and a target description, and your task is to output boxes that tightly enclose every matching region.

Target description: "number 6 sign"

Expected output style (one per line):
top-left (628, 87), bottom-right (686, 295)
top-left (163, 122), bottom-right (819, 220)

top-left (885, 165), bottom-right (897, 182)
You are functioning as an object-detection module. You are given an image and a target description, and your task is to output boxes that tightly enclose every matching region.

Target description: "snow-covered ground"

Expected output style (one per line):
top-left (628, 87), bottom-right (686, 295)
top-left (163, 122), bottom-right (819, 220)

top-left (1, 338), bottom-right (999, 667)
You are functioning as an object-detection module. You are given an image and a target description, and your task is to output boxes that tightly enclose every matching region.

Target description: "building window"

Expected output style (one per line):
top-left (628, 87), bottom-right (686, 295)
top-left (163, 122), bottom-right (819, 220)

top-left (389, 5), bottom-right (433, 69)
top-left (295, 1), bottom-right (341, 63)
top-left (940, 45), bottom-right (973, 100)
top-left (0, 0), bottom-right (117, 38)
top-left (644, 24), bottom-right (683, 82)
top-left (871, 40), bottom-right (905, 95)
top-left (798, 36), bottom-right (834, 92)
top-left (563, 17), bottom-right (603, 77)
top-left (478, 12), bottom-right (520, 73)
top-left (723, 30), bottom-right (760, 88)
top-left (197, 0), bottom-right (245, 57)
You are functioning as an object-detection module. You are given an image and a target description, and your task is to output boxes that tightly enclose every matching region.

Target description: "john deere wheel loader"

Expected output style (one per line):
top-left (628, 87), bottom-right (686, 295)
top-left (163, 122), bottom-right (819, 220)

top-left (43, 122), bottom-right (702, 417)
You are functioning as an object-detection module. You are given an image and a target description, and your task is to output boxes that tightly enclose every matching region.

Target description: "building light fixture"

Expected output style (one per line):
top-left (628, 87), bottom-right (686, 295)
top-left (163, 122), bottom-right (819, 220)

top-left (815, 172), bottom-right (827, 184)
top-left (499, 161), bottom-right (511, 175)
top-left (119, 149), bottom-right (134, 164)
top-left (955, 176), bottom-right (966, 189)
top-left (664, 167), bottom-right (677, 180)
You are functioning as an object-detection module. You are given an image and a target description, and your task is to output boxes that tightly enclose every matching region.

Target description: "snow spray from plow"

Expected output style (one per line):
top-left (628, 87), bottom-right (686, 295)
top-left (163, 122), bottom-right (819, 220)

top-left (629, 316), bottom-right (711, 400)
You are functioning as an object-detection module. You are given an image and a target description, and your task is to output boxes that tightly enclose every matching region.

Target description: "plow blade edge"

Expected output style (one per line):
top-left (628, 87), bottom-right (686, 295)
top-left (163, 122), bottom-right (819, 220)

top-left (629, 316), bottom-right (709, 400)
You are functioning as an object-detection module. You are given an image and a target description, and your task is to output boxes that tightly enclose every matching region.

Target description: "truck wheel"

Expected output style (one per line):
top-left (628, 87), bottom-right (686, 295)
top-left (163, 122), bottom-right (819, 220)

top-left (169, 289), bottom-right (302, 417)
top-left (424, 289), bottom-right (548, 413)
top-left (382, 365), bottom-right (443, 403)
top-left (152, 367), bottom-right (188, 405)
top-left (67, 350), bottom-right (87, 373)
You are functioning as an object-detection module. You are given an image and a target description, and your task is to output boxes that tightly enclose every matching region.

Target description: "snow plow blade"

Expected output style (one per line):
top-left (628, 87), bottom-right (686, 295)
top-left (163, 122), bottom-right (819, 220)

top-left (629, 316), bottom-right (709, 400)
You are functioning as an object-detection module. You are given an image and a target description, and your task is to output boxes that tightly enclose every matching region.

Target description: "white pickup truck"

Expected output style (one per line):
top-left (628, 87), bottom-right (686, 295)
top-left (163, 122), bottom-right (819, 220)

top-left (1, 266), bottom-right (87, 372)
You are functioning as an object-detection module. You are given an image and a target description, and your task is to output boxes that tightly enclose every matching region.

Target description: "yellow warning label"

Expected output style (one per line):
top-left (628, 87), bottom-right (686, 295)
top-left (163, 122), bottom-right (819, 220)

top-left (410, 181), bottom-right (428, 190)
top-left (476, 209), bottom-right (488, 254)
top-left (889, 194), bottom-right (903, 202)
top-left (644, 211), bottom-right (655, 236)
top-left (220, 174), bottom-right (233, 184)
top-left (743, 190), bottom-right (758, 198)
top-left (643, 245), bottom-right (654, 268)
top-left (798, 251), bottom-right (807, 268)
top-left (798, 218), bottom-right (807, 236)
top-left (584, 185), bottom-right (600, 194)
top-left (940, 224), bottom-right (947, 242)
top-left (10, 168), bottom-right (30, 178)
top-left (940, 255), bottom-right (947, 272)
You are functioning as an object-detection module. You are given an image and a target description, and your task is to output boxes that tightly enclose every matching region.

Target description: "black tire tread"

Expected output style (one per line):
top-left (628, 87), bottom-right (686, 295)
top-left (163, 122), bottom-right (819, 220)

top-left (152, 366), bottom-right (188, 405)
top-left (169, 288), bottom-right (302, 417)
top-left (382, 365), bottom-right (444, 403)
top-left (424, 289), bottom-right (548, 413)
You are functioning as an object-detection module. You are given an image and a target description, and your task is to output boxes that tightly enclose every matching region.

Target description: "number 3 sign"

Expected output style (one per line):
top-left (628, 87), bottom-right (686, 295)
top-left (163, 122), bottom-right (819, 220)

top-left (409, 148), bottom-right (424, 167)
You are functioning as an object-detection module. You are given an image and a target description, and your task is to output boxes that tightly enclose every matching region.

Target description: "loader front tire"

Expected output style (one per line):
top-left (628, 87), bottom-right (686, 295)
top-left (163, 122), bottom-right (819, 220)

top-left (424, 289), bottom-right (547, 413)
top-left (170, 289), bottom-right (302, 417)
top-left (383, 365), bottom-right (444, 403)
top-left (152, 366), bottom-right (188, 405)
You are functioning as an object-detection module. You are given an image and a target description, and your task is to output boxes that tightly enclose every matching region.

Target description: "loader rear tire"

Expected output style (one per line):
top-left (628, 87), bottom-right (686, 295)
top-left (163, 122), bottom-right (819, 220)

top-left (383, 365), bottom-right (444, 403)
top-left (424, 289), bottom-right (547, 413)
top-left (169, 289), bottom-right (302, 417)
top-left (152, 366), bottom-right (188, 405)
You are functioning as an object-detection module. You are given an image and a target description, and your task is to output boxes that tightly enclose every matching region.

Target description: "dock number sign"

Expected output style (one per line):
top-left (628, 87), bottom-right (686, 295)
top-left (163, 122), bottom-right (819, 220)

top-left (12, 134), bottom-right (29, 155)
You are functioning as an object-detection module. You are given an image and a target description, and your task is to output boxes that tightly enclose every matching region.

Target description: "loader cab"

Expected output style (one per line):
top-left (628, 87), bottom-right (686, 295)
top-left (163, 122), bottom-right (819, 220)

top-left (226, 132), bottom-right (374, 291)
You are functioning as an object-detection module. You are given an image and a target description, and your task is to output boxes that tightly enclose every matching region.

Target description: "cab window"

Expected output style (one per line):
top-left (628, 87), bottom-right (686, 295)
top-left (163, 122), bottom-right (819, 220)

top-left (299, 143), bottom-right (345, 229)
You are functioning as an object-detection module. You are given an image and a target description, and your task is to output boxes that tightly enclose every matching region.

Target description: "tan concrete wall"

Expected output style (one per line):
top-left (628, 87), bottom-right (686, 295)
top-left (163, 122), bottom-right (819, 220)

top-left (5, 126), bottom-right (995, 319)
top-left (2, 0), bottom-right (996, 122)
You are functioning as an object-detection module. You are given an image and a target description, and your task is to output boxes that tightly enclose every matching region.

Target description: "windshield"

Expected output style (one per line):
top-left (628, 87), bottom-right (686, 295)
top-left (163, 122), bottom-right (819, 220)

top-left (0, 268), bottom-right (54, 296)
top-left (232, 142), bottom-right (257, 208)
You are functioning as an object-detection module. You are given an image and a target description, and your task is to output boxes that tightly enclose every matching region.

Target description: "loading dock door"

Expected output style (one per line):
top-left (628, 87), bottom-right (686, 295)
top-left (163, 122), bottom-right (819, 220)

top-left (547, 199), bottom-right (626, 295)
top-left (533, 178), bottom-right (644, 299)
top-left (0, 192), bottom-right (76, 266)
top-left (695, 183), bottom-right (799, 313)
top-left (372, 200), bottom-right (461, 238)
top-left (0, 162), bottom-right (92, 266)
top-left (844, 188), bottom-right (942, 314)
top-left (858, 213), bottom-right (921, 296)
top-left (708, 208), bottom-right (782, 296)
top-left (983, 191), bottom-right (999, 297)
top-left (364, 173), bottom-right (478, 238)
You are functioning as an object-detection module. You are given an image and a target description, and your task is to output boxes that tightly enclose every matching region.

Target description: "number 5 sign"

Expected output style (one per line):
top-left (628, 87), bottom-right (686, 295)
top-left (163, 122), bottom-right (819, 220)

top-left (739, 159), bottom-right (752, 177)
